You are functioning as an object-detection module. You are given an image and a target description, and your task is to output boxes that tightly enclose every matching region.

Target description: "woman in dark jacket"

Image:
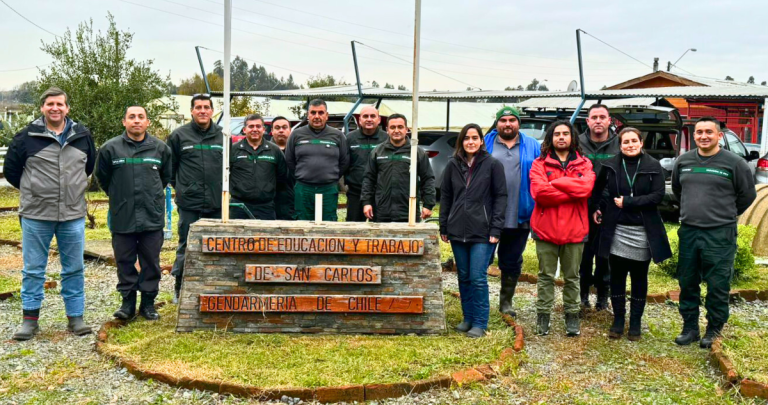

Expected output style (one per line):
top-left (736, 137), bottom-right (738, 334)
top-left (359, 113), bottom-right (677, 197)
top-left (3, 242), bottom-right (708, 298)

top-left (440, 123), bottom-right (507, 338)
top-left (591, 127), bottom-right (672, 341)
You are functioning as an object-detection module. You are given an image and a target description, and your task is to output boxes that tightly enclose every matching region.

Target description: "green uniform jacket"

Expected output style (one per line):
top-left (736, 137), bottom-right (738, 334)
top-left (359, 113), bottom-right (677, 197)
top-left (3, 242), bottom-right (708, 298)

top-left (578, 129), bottom-right (620, 175)
top-left (230, 139), bottom-right (288, 204)
top-left (167, 121), bottom-right (224, 212)
top-left (361, 138), bottom-right (436, 222)
top-left (345, 128), bottom-right (388, 194)
top-left (95, 133), bottom-right (172, 234)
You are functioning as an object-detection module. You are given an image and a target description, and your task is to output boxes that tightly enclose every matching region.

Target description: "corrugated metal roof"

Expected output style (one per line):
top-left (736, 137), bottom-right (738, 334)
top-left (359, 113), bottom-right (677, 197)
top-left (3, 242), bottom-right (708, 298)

top-left (518, 97), bottom-right (659, 109)
top-left (212, 85), bottom-right (768, 100)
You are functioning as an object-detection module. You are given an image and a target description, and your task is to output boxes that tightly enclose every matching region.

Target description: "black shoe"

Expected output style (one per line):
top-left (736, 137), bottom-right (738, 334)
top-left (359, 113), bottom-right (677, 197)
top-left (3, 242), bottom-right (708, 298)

top-left (455, 321), bottom-right (471, 333)
top-left (536, 313), bottom-right (551, 336)
top-left (700, 325), bottom-right (723, 349)
top-left (595, 297), bottom-right (609, 312)
top-left (139, 292), bottom-right (160, 321)
top-left (499, 274), bottom-right (518, 317)
top-left (114, 291), bottom-right (137, 320)
top-left (565, 313), bottom-right (581, 337)
top-left (674, 328), bottom-right (700, 346)
top-left (609, 315), bottom-right (625, 339)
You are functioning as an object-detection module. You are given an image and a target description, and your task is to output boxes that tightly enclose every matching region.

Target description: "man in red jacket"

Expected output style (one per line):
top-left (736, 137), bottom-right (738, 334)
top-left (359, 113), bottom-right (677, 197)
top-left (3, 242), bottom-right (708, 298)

top-left (530, 120), bottom-right (595, 337)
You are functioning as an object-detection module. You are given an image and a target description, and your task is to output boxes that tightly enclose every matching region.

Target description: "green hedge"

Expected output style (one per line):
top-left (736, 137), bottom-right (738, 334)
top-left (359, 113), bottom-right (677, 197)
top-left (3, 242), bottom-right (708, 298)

top-left (658, 224), bottom-right (757, 282)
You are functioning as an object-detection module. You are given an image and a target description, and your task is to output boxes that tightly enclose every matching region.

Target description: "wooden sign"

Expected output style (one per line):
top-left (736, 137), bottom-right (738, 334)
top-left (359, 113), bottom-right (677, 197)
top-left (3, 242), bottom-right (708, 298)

top-left (199, 294), bottom-right (423, 314)
top-left (245, 265), bottom-right (381, 284)
top-left (202, 236), bottom-right (424, 255)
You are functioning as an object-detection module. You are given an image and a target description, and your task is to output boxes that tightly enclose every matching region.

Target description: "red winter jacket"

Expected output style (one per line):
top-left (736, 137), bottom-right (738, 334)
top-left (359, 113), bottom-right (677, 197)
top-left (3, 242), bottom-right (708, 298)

top-left (530, 152), bottom-right (595, 245)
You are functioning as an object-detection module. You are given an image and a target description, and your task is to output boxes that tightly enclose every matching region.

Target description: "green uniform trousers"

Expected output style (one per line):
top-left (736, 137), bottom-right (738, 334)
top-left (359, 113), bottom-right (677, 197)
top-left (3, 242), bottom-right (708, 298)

top-left (294, 182), bottom-right (339, 222)
top-left (535, 240), bottom-right (584, 315)
top-left (677, 224), bottom-right (737, 328)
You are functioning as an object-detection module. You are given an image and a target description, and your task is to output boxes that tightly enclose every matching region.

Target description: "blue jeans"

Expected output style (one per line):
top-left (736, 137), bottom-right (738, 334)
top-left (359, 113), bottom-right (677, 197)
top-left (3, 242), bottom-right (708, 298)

top-left (21, 217), bottom-right (86, 316)
top-left (451, 241), bottom-right (493, 329)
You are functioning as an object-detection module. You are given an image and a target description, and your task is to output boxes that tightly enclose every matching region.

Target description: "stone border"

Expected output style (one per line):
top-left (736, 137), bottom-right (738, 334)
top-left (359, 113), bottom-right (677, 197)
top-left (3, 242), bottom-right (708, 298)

top-left (0, 281), bottom-right (57, 301)
top-left (709, 338), bottom-right (768, 399)
top-left (95, 299), bottom-right (524, 403)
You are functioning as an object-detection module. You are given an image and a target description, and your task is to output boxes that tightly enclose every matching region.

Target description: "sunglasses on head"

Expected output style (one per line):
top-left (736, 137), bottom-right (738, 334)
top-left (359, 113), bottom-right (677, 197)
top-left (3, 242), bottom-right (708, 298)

top-left (192, 93), bottom-right (211, 98)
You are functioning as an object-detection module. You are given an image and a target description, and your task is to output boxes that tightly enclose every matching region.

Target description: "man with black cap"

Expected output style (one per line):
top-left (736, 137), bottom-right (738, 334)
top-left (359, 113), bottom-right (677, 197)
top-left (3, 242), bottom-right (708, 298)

top-left (96, 106), bottom-right (172, 321)
top-left (484, 106), bottom-right (540, 317)
top-left (578, 104), bottom-right (619, 311)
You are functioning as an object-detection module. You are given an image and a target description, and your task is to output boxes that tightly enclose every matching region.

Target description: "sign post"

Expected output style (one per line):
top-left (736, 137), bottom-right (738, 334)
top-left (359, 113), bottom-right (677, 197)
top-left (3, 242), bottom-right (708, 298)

top-left (408, 0), bottom-right (422, 226)
top-left (221, 0), bottom-right (232, 222)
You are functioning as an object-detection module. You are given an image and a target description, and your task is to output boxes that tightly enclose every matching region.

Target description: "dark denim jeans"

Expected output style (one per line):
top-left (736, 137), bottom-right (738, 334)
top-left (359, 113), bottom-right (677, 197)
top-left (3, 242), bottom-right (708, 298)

top-left (451, 241), bottom-right (493, 330)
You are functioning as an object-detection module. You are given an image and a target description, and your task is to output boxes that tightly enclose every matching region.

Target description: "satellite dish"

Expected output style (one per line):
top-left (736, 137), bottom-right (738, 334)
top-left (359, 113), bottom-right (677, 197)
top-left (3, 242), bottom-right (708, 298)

top-left (567, 80), bottom-right (579, 92)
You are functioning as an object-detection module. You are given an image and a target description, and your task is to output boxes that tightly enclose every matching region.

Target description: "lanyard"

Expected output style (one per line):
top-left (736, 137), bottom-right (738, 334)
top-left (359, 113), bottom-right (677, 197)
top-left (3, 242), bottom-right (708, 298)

top-left (622, 156), bottom-right (641, 197)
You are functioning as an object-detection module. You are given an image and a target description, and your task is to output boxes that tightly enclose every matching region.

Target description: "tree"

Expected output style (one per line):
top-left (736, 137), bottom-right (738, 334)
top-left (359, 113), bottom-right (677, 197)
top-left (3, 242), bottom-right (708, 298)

top-left (229, 96), bottom-right (266, 117)
top-left (36, 14), bottom-right (175, 145)
top-left (177, 73), bottom-right (223, 95)
top-left (371, 81), bottom-right (380, 88)
top-left (762, 81), bottom-right (767, 86)
top-left (306, 74), bottom-right (348, 88)
top-left (384, 83), bottom-right (395, 89)
top-left (538, 84), bottom-right (549, 91)
top-left (516, 85), bottom-right (524, 91)
top-left (11, 81), bottom-right (38, 104)
top-left (748, 76), bottom-right (755, 84)
top-left (725, 76), bottom-right (735, 81)
top-left (398, 85), bottom-right (408, 91)
top-left (504, 86), bottom-right (513, 91)
top-left (526, 78), bottom-right (549, 91)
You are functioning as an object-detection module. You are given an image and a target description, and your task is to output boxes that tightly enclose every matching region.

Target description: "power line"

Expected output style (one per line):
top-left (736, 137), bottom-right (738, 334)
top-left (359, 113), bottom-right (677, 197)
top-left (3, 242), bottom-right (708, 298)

top-left (196, 47), bottom-right (313, 77)
top-left (0, 63), bottom-right (51, 73)
top-left (0, 0), bottom-right (59, 37)
top-left (578, 29), bottom-right (652, 69)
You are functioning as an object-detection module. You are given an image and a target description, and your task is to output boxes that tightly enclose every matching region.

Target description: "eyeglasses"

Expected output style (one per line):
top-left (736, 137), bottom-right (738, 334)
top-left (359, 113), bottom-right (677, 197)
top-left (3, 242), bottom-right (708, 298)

top-left (192, 93), bottom-right (211, 98)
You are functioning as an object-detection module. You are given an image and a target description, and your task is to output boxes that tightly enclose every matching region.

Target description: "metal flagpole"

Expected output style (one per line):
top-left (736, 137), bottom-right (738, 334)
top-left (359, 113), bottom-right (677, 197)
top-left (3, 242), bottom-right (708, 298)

top-left (221, 0), bottom-right (232, 222)
top-left (408, 0), bottom-right (422, 226)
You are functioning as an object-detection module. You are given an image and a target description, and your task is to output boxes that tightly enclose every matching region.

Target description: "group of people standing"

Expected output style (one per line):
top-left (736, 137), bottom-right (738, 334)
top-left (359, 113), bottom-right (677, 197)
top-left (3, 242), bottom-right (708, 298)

top-left (440, 104), bottom-right (755, 347)
top-left (4, 88), bottom-right (756, 350)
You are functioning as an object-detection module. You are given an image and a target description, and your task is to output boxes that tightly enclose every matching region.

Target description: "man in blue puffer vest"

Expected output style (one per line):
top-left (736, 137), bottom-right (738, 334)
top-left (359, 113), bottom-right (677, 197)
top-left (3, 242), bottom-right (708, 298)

top-left (484, 106), bottom-right (540, 317)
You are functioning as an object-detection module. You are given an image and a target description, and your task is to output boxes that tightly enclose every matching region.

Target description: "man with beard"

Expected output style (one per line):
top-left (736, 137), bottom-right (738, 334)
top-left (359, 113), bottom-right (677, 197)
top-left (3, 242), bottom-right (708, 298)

top-left (530, 120), bottom-right (595, 336)
top-left (270, 116), bottom-right (295, 220)
top-left (95, 106), bottom-right (172, 321)
top-left (285, 99), bottom-right (349, 221)
top-left (229, 114), bottom-right (288, 220)
top-left (361, 113), bottom-right (435, 222)
top-left (578, 104), bottom-right (620, 311)
top-left (168, 94), bottom-right (223, 302)
top-left (483, 106), bottom-right (540, 317)
top-left (345, 106), bottom-right (388, 222)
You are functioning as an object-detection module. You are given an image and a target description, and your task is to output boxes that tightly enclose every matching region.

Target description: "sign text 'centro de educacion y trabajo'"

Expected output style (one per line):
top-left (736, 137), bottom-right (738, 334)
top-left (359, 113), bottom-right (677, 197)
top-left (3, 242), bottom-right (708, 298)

top-left (202, 236), bottom-right (424, 255)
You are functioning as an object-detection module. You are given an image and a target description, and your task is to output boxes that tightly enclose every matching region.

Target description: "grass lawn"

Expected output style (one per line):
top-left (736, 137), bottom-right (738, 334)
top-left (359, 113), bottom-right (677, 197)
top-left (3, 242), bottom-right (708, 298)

top-left (0, 272), bottom-right (21, 293)
top-left (721, 308), bottom-right (768, 385)
top-left (101, 292), bottom-right (520, 388)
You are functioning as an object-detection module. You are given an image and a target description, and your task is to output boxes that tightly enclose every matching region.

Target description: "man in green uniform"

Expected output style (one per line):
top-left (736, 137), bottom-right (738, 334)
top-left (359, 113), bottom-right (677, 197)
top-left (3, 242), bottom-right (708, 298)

top-left (578, 104), bottom-right (619, 311)
top-left (229, 114), bottom-right (288, 220)
top-left (285, 99), bottom-right (349, 221)
top-left (672, 117), bottom-right (756, 348)
top-left (96, 106), bottom-right (172, 320)
top-left (345, 106), bottom-right (387, 222)
top-left (270, 116), bottom-right (295, 220)
top-left (361, 113), bottom-right (436, 222)
top-left (168, 94), bottom-right (223, 302)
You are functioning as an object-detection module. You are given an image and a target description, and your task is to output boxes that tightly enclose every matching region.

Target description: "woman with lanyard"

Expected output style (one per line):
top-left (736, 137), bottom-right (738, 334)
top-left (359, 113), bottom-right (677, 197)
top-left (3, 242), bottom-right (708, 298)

top-left (590, 127), bottom-right (671, 341)
top-left (440, 123), bottom-right (507, 338)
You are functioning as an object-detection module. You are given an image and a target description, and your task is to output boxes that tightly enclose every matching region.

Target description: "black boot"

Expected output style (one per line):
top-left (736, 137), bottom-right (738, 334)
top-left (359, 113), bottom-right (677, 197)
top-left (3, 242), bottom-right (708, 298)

top-left (700, 324), bottom-right (723, 349)
top-left (609, 294), bottom-right (626, 339)
top-left (565, 312), bottom-right (581, 337)
top-left (627, 297), bottom-right (646, 341)
top-left (536, 313), bottom-right (551, 336)
top-left (114, 291), bottom-right (137, 320)
top-left (595, 284), bottom-right (610, 311)
top-left (13, 309), bottom-right (40, 341)
top-left (173, 275), bottom-right (182, 304)
top-left (499, 274), bottom-right (519, 317)
top-left (139, 292), bottom-right (160, 321)
top-left (674, 314), bottom-right (700, 346)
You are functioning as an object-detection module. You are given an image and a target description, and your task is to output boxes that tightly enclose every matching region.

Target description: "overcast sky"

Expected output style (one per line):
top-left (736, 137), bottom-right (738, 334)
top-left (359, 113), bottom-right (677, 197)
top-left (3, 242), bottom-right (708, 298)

top-left (2, 0), bottom-right (767, 92)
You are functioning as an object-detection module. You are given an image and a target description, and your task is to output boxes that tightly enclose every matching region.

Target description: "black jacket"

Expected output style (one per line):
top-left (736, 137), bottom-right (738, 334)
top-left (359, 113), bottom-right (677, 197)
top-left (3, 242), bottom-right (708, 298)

top-left (229, 139), bottom-right (288, 204)
top-left (4, 117), bottom-right (96, 222)
top-left (439, 151), bottom-right (507, 242)
top-left (345, 128), bottom-right (388, 194)
top-left (361, 138), bottom-right (436, 222)
top-left (579, 129), bottom-right (620, 176)
top-left (167, 121), bottom-right (223, 212)
top-left (590, 153), bottom-right (672, 263)
top-left (95, 133), bottom-right (172, 234)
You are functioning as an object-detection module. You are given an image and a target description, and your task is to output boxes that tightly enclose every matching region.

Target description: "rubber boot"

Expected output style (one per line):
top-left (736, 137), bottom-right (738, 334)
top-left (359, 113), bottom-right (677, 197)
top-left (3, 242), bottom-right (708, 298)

top-left (13, 309), bottom-right (40, 341)
top-left (499, 273), bottom-right (518, 317)
top-left (609, 294), bottom-right (626, 338)
top-left (466, 327), bottom-right (485, 338)
top-left (67, 316), bottom-right (92, 336)
top-left (627, 297), bottom-right (646, 341)
top-left (674, 314), bottom-right (700, 346)
top-left (139, 292), bottom-right (160, 321)
top-left (113, 291), bottom-right (137, 320)
top-left (700, 324), bottom-right (723, 349)
top-left (454, 321), bottom-right (471, 333)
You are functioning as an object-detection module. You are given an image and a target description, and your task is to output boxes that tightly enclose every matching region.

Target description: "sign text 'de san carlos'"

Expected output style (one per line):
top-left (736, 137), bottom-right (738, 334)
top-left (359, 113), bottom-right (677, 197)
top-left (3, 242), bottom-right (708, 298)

top-left (199, 294), bottom-right (424, 314)
top-left (202, 236), bottom-right (424, 255)
top-left (245, 265), bottom-right (381, 284)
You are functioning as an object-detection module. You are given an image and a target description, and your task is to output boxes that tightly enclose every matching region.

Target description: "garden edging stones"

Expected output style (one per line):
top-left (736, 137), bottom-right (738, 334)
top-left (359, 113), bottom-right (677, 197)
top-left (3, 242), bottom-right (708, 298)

top-left (0, 280), bottom-right (58, 301)
top-left (95, 302), bottom-right (524, 403)
top-left (709, 338), bottom-right (768, 400)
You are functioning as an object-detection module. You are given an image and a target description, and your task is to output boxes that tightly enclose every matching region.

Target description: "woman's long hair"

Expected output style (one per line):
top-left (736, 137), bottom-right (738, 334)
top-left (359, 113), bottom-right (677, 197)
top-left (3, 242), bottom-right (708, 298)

top-left (453, 123), bottom-right (486, 161)
top-left (539, 120), bottom-right (582, 159)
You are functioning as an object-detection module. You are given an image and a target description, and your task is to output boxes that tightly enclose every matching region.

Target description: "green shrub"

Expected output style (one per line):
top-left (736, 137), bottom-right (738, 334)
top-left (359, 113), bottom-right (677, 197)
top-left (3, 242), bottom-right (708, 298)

top-left (658, 224), bottom-right (757, 281)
